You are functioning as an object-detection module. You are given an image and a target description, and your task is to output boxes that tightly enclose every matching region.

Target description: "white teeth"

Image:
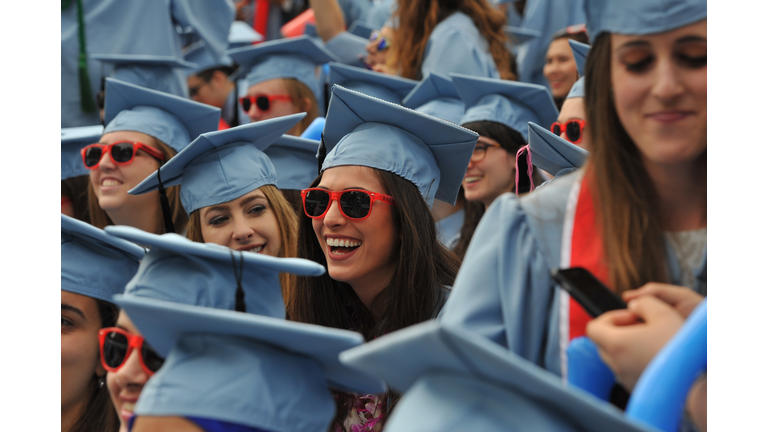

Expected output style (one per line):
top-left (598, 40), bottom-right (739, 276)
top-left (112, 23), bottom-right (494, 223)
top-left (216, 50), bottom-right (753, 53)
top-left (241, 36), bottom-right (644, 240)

top-left (247, 245), bottom-right (264, 253)
top-left (325, 238), bottom-right (361, 248)
top-left (123, 402), bottom-right (135, 412)
top-left (101, 179), bottom-right (122, 186)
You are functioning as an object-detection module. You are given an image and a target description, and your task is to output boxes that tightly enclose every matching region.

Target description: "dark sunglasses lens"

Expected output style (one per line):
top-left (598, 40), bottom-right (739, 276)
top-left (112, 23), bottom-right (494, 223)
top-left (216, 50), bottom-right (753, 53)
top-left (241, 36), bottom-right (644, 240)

top-left (377, 38), bottom-right (388, 51)
top-left (111, 143), bottom-right (136, 163)
top-left (340, 191), bottom-right (371, 219)
top-left (141, 343), bottom-right (165, 372)
top-left (241, 98), bottom-right (252, 111)
top-left (256, 96), bottom-right (270, 111)
top-left (565, 122), bottom-right (581, 142)
top-left (84, 147), bottom-right (103, 167)
top-left (103, 332), bottom-right (129, 369)
top-left (552, 124), bottom-right (562, 136)
top-left (305, 190), bottom-right (331, 217)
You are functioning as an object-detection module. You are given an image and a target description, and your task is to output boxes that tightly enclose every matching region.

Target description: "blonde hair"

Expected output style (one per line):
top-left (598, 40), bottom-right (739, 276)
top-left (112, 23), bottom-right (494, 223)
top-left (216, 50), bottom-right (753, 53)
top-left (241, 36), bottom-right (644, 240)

top-left (87, 137), bottom-right (188, 234)
top-left (186, 184), bottom-right (299, 304)
top-left (282, 78), bottom-right (319, 135)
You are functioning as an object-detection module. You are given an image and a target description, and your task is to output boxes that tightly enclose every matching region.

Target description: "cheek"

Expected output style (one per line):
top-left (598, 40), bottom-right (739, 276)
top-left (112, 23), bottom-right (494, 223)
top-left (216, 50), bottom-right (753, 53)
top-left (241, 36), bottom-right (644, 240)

top-left (106, 372), bottom-right (121, 401)
top-left (260, 214), bottom-right (282, 255)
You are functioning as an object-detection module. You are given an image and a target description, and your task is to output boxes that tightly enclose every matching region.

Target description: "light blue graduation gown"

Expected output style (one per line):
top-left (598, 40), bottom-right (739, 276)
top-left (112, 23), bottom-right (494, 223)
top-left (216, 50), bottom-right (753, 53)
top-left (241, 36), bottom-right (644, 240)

top-left (420, 12), bottom-right (501, 81)
top-left (61, 0), bottom-right (234, 128)
top-left (515, 0), bottom-right (586, 87)
top-left (436, 208), bottom-right (465, 250)
top-left (440, 171), bottom-right (707, 376)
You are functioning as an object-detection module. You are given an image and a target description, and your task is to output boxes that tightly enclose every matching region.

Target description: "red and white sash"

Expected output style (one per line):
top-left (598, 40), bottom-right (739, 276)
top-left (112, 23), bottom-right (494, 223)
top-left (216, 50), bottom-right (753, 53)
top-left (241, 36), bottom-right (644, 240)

top-left (558, 171), bottom-right (612, 379)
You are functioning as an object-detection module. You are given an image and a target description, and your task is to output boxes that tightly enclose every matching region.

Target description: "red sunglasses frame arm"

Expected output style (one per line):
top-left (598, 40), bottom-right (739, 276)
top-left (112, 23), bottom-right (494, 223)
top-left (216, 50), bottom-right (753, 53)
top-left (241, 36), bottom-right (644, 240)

top-left (300, 188), bottom-right (395, 220)
top-left (80, 141), bottom-right (165, 170)
top-left (98, 327), bottom-right (157, 377)
top-left (239, 94), bottom-right (294, 112)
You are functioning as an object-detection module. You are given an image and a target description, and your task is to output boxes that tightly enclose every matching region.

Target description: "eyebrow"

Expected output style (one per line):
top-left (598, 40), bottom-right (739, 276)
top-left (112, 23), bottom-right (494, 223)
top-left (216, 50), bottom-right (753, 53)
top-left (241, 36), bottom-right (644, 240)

top-left (316, 185), bottom-right (371, 191)
top-left (62, 304), bottom-right (86, 320)
top-left (676, 35), bottom-right (706, 44)
top-left (238, 195), bottom-right (267, 208)
top-left (617, 40), bottom-right (651, 50)
top-left (203, 204), bottom-right (230, 218)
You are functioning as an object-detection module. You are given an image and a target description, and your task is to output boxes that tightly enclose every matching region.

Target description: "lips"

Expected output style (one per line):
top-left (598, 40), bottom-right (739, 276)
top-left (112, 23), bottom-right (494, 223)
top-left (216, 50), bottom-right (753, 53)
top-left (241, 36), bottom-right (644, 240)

top-left (120, 401), bottom-right (136, 423)
top-left (646, 110), bottom-right (695, 123)
top-left (324, 236), bottom-right (362, 261)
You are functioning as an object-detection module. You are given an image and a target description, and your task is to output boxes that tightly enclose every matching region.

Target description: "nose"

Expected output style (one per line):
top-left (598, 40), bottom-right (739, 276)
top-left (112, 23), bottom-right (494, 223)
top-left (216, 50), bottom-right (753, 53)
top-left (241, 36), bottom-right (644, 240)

top-left (651, 57), bottom-right (684, 103)
top-left (559, 131), bottom-right (568, 141)
top-left (97, 148), bottom-right (116, 171)
top-left (247, 101), bottom-right (261, 121)
top-left (365, 40), bottom-right (377, 55)
top-left (232, 215), bottom-right (254, 243)
top-left (322, 197), bottom-right (347, 229)
top-left (114, 348), bottom-right (150, 389)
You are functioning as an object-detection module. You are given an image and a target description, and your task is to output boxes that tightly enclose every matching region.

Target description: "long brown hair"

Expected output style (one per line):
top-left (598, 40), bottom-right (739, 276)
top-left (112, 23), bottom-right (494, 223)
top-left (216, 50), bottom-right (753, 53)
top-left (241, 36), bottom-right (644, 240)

top-left (584, 33), bottom-right (678, 294)
top-left (186, 184), bottom-right (299, 304)
top-left (87, 138), bottom-right (188, 234)
top-left (282, 78), bottom-right (319, 135)
top-left (69, 299), bottom-right (120, 432)
top-left (288, 169), bottom-right (460, 428)
top-left (62, 175), bottom-right (91, 224)
top-left (389, 0), bottom-right (515, 80)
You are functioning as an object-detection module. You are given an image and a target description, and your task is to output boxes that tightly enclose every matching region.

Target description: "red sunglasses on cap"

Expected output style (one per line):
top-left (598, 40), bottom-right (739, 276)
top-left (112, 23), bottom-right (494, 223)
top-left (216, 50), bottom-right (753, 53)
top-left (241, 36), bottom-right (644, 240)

top-left (301, 188), bottom-right (395, 220)
top-left (81, 141), bottom-right (165, 169)
top-left (99, 327), bottom-right (165, 376)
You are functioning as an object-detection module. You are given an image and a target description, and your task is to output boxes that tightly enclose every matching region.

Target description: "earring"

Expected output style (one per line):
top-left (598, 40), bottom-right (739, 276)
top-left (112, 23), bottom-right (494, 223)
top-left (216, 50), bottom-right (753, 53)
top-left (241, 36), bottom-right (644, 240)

top-left (98, 375), bottom-right (106, 389)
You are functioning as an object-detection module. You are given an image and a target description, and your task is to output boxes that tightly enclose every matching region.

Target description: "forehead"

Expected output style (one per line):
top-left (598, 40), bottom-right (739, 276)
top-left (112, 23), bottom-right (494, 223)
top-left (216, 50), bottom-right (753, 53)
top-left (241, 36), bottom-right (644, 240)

top-left (100, 130), bottom-right (156, 146)
top-left (611, 19), bottom-right (707, 50)
top-left (61, 290), bottom-right (99, 319)
top-left (319, 165), bottom-right (387, 193)
top-left (546, 38), bottom-right (574, 56)
top-left (558, 97), bottom-right (586, 122)
top-left (248, 78), bottom-right (288, 95)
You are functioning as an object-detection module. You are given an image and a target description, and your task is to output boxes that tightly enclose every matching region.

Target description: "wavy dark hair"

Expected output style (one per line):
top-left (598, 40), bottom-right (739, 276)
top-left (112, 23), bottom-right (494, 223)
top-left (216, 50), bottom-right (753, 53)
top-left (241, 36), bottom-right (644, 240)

top-left (287, 167), bottom-right (461, 429)
top-left (62, 175), bottom-right (91, 224)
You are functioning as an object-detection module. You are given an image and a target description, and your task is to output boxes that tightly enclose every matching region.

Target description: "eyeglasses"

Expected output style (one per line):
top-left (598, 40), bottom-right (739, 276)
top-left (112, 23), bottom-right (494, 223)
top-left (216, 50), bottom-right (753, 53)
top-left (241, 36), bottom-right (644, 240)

top-left (189, 81), bottom-right (209, 98)
top-left (301, 188), bottom-right (395, 220)
top-left (470, 141), bottom-right (502, 162)
top-left (550, 120), bottom-right (586, 145)
top-left (239, 94), bottom-right (293, 112)
top-left (368, 31), bottom-right (392, 52)
top-left (99, 327), bottom-right (165, 376)
top-left (81, 141), bottom-right (165, 169)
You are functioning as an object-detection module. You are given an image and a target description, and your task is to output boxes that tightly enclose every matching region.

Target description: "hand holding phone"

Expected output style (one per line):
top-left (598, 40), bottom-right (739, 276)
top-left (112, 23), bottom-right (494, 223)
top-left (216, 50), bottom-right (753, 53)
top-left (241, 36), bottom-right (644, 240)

top-left (551, 267), bottom-right (627, 318)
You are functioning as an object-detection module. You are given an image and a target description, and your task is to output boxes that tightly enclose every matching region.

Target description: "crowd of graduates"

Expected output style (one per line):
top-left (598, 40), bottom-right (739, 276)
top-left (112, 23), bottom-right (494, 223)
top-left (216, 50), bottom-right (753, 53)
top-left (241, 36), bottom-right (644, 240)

top-left (60, 0), bottom-right (707, 431)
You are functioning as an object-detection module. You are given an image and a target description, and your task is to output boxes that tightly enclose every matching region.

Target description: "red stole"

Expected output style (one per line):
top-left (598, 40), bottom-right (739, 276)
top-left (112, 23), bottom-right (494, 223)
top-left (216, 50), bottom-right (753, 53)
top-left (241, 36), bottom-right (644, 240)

top-left (218, 118), bottom-right (231, 130)
top-left (253, 0), bottom-right (270, 45)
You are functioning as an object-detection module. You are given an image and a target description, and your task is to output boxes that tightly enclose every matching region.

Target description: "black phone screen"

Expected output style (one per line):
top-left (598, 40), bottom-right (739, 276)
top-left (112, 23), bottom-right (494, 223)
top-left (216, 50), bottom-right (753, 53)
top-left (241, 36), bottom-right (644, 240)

top-left (551, 267), bottom-right (627, 317)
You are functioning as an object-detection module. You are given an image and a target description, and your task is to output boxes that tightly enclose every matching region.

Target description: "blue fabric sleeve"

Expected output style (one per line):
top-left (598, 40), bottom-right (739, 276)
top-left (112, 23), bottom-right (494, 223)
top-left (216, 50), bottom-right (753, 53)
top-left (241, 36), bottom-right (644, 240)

top-left (337, 0), bottom-right (372, 27)
top-left (420, 24), bottom-right (500, 79)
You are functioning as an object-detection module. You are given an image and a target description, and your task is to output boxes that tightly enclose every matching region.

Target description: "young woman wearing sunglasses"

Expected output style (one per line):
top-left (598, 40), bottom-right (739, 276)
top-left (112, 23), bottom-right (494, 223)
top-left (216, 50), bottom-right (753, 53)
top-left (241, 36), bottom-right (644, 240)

top-left (86, 79), bottom-right (220, 235)
top-left (101, 312), bottom-right (164, 432)
top-left (288, 85), bottom-right (477, 431)
top-left (61, 215), bottom-right (145, 432)
top-left (552, 76), bottom-right (590, 150)
top-left (227, 36), bottom-right (338, 136)
top-left (441, 0), bottom-right (706, 390)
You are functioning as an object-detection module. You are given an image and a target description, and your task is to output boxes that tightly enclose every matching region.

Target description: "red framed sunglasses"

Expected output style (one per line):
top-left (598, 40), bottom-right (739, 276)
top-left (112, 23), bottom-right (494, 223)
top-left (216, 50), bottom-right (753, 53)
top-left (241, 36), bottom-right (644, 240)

top-left (301, 188), bottom-right (395, 220)
top-left (550, 120), bottom-right (586, 145)
top-left (81, 141), bottom-right (165, 169)
top-left (239, 94), bottom-right (293, 112)
top-left (99, 327), bottom-right (165, 376)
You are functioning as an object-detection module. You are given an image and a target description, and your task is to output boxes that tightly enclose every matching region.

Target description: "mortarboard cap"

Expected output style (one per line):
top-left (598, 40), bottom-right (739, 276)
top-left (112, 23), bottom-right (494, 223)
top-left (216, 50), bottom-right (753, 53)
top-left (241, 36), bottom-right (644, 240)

top-left (324, 33), bottom-right (370, 68)
top-left (566, 76), bottom-right (585, 99)
top-left (226, 35), bottom-right (339, 102)
top-left (103, 78), bottom-right (221, 153)
top-left (105, 226), bottom-right (386, 394)
top-left (61, 215), bottom-right (145, 303)
top-left (91, 54), bottom-right (195, 98)
top-left (322, 85), bottom-right (478, 207)
top-left (228, 20), bottom-right (264, 47)
top-left (452, 73), bottom-right (559, 140)
top-left (528, 122), bottom-right (588, 176)
top-left (504, 26), bottom-right (542, 45)
top-left (304, 22), bottom-right (319, 39)
top-left (129, 113), bottom-right (305, 215)
top-left (402, 72), bottom-right (465, 125)
top-left (263, 134), bottom-right (321, 190)
top-left (348, 20), bottom-right (376, 39)
top-left (568, 40), bottom-right (590, 77)
top-left (328, 62), bottom-right (418, 104)
top-left (340, 322), bottom-right (653, 432)
top-left (585, 0), bottom-right (707, 40)
top-left (182, 41), bottom-right (234, 77)
top-left (61, 125), bottom-right (103, 180)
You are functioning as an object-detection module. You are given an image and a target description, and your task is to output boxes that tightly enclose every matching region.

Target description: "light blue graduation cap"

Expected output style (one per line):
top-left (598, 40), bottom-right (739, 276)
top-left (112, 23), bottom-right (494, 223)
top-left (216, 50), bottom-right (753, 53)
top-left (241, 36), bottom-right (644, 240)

top-left (226, 35), bottom-right (339, 102)
top-left (340, 322), bottom-right (653, 432)
top-left (103, 78), bottom-right (221, 153)
top-left (328, 62), bottom-right (418, 104)
top-left (567, 76), bottom-right (585, 99)
top-left (348, 20), bottom-right (376, 39)
top-left (451, 73), bottom-right (559, 140)
top-left (322, 85), bottom-right (478, 208)
top-left (528, 122), bottom-right (588, 176)
top-left (304, 22), bottom-right (319, 39)
top-left (568, 40), bottom-right (590, 76)
top-left (324, 32), bottom-right (370, 68)
top-left (585, 0), bottom-right (707, 39)
top-left (228, 20), bottom-right (264, 48)
top-left (90, 54), bottom-right (196, 98)
top-left (61, 215), bottom-right (145, 303)
top-left (504, 26), bottom-right (542, 45)
top-left (182, 41), bottom-right (234, 77)
top-left (105, 226), bottom-right (385, 429)
top-left (61, 125), bottom-right (103, 180)
top-left (263, 134), bottom-right (321, 190)
top-left (128, 113), bottom-right (306, 215)
top-left (402, 72), bottom-right (465, 125)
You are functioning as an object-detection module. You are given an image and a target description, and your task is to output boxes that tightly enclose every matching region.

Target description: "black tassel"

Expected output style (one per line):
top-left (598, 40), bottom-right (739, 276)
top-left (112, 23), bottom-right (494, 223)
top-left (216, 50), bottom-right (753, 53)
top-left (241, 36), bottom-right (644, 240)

top-left (317, 137), bottom-right (327, 174)
top-left (230, 252), bottom-right (246, 313)
top-left (157, 169), bottom-right (175, 234)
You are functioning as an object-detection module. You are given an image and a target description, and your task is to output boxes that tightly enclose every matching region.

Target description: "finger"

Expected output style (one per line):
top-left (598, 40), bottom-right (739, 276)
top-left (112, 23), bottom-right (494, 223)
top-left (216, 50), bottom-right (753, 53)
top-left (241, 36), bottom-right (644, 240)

top-left (586, 310), bottom-right (639, 343)
top-left (624, 283), bottom-right (704, 317)
top-left (626, 295), bottom-right (683, 323)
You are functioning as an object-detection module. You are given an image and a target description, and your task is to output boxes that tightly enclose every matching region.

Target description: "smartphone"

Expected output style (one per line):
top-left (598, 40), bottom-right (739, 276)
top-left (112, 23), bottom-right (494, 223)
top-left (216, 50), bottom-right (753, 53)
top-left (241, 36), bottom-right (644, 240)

top-left (551, 267), bottom-right (627, 318)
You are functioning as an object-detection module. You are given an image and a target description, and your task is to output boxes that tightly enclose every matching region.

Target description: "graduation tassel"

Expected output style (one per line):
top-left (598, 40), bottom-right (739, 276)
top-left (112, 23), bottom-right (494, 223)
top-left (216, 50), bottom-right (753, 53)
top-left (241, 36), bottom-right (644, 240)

top-left (515, 145), bottom-right (534, 196)
top-left (317, 137), bottom-right (327, 174)
top-left (230, 252), bottom-right (246, 312)
top-left (156, 169), bottom-right (176, 234)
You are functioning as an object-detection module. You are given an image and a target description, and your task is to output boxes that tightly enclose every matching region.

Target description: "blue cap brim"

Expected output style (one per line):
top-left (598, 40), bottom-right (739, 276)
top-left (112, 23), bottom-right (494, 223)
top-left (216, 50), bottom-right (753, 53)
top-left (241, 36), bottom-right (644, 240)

top-left (348, 20), bottom-right (376, 39)
top-left (568, 40), bottom-right (590, 76)
top-left (91, 53), bottom-right (197, 69)
top-left (402, 72), bottom-right (462, 109)
top-left (340, 322), bottom-right (650, 432)
top-left (229, 20), bottom-right (264, 44)
top-left (226, 35), bottom-right (339, 71)
top-left (328, 62), bottom-right (418, 103)
top-left (528, 122), bottom-right (588, 174)
top-left (504, 26), bottom-right (542, 44)
top-left (115, 295), bottom-right (386, 394)
top-left (61, 215), bottom-right (146, 260)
